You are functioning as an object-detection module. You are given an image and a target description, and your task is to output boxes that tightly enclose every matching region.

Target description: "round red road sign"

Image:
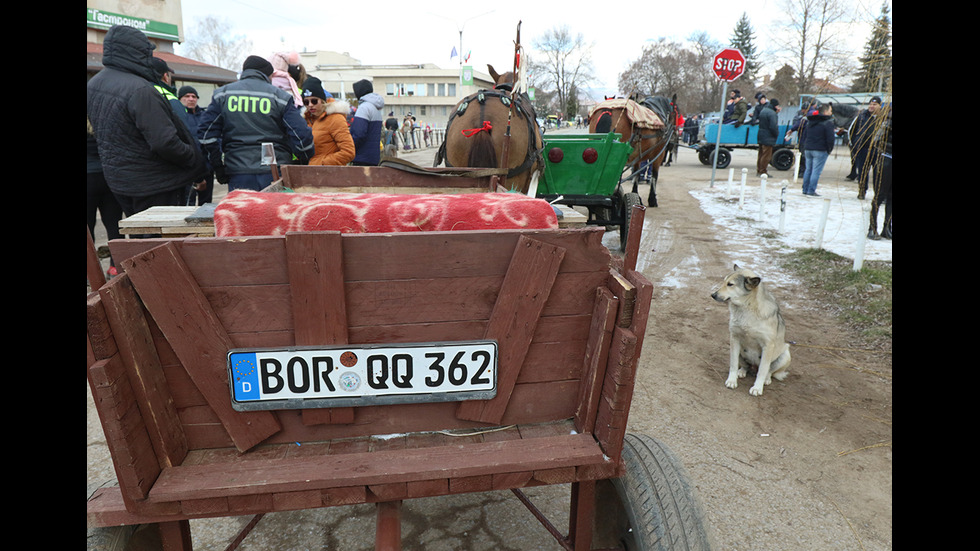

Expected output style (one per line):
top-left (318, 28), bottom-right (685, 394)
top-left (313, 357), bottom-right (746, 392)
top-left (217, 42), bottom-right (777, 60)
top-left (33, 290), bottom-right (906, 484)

top-left (713, 48), bottom-right (746, 82)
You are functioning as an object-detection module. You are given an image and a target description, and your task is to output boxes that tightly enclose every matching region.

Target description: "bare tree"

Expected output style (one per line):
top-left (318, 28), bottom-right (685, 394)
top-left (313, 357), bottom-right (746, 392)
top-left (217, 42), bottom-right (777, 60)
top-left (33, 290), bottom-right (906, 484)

top-left (617, 34), bottom-right (726, 114)
top-left (529, 26), bottom-right (597, 118)
top-left (180, 16), bottom-right (253, 72)
top-left (772, 0), bottom-right (854, 98)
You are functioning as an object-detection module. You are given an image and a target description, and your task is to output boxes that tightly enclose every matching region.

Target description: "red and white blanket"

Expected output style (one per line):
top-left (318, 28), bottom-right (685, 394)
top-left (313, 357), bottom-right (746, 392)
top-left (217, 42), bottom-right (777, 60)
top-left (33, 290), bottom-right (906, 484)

top-left (213, 190), bottom-right (559, 237)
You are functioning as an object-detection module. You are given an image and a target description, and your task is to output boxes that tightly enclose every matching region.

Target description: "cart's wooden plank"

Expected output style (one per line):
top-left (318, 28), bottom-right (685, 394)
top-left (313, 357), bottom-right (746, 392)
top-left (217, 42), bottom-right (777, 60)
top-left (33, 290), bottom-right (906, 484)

top-left (196, 271), bottom-right (602, 335)
top-left (107, 229), bottom-right (610, 286)
top-left (593, 326), bottom-right (638, 461)
top-left (99, 273), bottom-right (188, 469)
top-left (456, 236), bottom-right (565, 424)
top-left (574, 287), bottom-right (618, 434)
top-left (607, 269), bottom-right (637, 328)
top-left (147, 433), bottom-right (607, 502)
top-left (87, 291), bottom-right (118, 361)
top-left (121, 242), bottom-right (281, 453)
top-left (285, 232), bottom-right (356, 426)
top-left (88, 355), bottom-right (160, 506)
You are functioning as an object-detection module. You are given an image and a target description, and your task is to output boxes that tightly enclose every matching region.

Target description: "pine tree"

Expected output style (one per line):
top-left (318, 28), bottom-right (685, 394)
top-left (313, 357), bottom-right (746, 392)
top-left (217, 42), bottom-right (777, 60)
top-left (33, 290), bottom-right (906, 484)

top-left (851, 3), bottom-right (892, 93)
top-left (729, 13), bottom-right (759, 84)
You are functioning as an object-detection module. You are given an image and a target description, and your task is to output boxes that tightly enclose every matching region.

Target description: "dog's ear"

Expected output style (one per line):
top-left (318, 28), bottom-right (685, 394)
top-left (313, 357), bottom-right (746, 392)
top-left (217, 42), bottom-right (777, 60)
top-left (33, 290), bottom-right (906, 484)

top-left (733, 263), bottom-right (740, 271)
top-left (745, 276), bottom-right (761, 290)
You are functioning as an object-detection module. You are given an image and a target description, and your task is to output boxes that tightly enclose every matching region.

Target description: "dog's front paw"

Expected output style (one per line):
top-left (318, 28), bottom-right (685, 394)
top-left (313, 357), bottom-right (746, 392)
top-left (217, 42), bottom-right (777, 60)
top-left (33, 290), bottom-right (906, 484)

top-left (737, 367), bottom-right (748, 378)
top-left (749, 384), bottom-right (765, 396)
top-left (725, 376), bottom-right (738, 389)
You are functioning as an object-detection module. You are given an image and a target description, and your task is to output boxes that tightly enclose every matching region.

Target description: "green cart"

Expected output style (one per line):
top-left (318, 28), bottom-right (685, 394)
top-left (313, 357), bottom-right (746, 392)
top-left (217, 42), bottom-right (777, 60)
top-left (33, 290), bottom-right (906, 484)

top-left (534, 133), bottom-right (640, 250)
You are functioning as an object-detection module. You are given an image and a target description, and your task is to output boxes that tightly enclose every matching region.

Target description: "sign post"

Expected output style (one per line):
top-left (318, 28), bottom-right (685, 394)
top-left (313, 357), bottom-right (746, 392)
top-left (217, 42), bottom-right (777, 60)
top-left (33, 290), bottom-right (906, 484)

top-left (710, 48), bottom-right (746, 187)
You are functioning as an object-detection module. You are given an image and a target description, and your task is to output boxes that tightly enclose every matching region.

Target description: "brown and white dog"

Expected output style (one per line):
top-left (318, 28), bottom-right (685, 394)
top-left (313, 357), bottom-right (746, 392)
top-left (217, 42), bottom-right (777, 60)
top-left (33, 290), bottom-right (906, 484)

top-left (711, 265), bottom-right (791, 396)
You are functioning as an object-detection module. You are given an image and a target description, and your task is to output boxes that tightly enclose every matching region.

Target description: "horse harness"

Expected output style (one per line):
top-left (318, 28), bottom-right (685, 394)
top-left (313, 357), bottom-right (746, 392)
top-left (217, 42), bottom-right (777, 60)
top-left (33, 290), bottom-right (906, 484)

top-left (436, 85), bottom-right (543, 179)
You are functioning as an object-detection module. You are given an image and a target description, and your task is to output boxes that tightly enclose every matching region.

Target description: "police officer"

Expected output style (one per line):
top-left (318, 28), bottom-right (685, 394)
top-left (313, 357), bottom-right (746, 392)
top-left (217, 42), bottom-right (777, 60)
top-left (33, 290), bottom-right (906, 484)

top-left (198, 55), bottom-right (314, 192)
top-left (150, 57), bottom-right (184, 118)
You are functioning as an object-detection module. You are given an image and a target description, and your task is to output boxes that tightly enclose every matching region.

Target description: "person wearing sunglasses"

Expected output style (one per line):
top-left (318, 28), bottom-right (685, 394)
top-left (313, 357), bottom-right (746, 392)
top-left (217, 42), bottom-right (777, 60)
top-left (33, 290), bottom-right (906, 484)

top-left (302, 77), bottom-right (355, 166)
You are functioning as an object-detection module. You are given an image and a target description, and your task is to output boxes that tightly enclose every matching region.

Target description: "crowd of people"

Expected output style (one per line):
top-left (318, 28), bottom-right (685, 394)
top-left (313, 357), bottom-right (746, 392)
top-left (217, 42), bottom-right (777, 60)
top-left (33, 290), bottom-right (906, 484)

top-left (87, 25), bottom-right (891, 282)
top-left (86, 25), bottom-right (393, 278)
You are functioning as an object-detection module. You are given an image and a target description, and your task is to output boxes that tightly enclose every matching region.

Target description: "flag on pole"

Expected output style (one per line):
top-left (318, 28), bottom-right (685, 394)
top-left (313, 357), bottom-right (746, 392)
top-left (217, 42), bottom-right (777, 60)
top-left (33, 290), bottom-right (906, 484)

top-left (464, 50), bottom-right (471, 63)
top-left (450, 46), bottom-right (457, 59)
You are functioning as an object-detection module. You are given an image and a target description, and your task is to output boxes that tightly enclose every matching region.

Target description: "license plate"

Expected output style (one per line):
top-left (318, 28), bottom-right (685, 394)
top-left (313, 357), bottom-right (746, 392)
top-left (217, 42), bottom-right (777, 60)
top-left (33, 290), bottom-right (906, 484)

top-left (227, 341), bottom-right (497, 411)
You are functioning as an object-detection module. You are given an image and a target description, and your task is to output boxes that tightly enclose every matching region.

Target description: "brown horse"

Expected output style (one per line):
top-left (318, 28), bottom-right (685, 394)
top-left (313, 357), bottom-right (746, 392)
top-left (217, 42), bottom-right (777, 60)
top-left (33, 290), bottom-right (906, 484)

top-left (588, 95), bottom-right (677, 207)
top-left (434, 65), bottom-right (543, 193)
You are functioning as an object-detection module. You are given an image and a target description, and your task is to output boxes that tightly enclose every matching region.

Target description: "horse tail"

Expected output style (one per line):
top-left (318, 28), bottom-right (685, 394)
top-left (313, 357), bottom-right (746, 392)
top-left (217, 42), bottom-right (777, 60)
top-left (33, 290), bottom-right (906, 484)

top-left (466, 125), bottom-right (498, 168)
top-left (595, 110), bottom-right (613, 134)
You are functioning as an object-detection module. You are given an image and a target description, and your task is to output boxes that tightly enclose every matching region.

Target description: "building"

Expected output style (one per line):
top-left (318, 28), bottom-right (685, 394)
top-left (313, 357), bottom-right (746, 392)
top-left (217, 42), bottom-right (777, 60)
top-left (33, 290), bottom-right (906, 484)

top-left (86, 2), bottom-right (237, 104)
top-left (300, 50), bottom-right (496, 130)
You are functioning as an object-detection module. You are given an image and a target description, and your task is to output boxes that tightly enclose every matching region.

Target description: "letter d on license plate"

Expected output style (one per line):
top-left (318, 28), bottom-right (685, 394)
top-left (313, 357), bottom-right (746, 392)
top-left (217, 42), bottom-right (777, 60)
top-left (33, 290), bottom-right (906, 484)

top-left (228, 341), bottom-right (497, 411)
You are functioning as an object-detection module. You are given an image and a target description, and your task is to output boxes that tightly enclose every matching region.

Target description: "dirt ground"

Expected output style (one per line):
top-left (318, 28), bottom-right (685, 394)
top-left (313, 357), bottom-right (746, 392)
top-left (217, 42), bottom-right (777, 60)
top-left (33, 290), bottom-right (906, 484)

top-left (87, 129), bottom-right (891, 550)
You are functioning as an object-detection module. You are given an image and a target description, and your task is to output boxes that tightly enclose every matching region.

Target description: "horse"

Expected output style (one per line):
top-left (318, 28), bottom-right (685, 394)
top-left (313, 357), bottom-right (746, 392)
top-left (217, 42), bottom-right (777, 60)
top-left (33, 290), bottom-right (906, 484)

top-left (588, 94), bottom-right (677, 207)
top-left (434, 65), bottom-right (543, 194)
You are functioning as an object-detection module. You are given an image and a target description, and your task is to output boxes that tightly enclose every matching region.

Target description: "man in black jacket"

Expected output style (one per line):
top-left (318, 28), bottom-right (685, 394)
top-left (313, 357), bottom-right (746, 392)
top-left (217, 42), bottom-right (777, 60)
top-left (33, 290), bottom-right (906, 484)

top-left (846, 96), bottom-right (882, 199)
top-left (87, 25), bottom-right (208, 221)
top-left (756, 99), bottom-right (780, 177)
top-left (198, 55), bottom-right (314, 192)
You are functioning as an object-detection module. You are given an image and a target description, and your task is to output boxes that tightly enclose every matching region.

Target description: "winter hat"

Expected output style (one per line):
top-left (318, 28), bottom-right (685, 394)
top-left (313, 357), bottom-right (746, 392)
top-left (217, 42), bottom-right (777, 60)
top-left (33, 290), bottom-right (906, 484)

top-left (302, 77), bottom-right (332, 101)
top-left (151, 56), bottom-right (173, 77)
top-left (352, 79), bottom-right (373, 98)
top-left (177, 85), bottom-right (198, 99)
top-left (242, 55), bottom-right (274, 77)
top-left (869, 96), bottom-right (882, 105)
top-left (769, 99), bottom-right (779, 108)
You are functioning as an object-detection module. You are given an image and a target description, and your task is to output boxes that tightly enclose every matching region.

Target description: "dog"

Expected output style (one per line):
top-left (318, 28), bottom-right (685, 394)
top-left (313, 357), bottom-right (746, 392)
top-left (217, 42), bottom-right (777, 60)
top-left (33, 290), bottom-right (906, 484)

top-left (710, 264), bottom-right (791, 396)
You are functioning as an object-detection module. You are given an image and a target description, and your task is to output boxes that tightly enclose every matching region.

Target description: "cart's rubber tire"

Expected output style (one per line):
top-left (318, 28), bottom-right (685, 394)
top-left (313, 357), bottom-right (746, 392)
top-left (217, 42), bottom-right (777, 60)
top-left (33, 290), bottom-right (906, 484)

top-left (710, 148), bottom-right (731, 169)
top-left (593, 433), bottom-right (711, 551)
top-left (620, 192), bottom-right (642, 251)
top-left (697, 149), bottom-right (710, 165)
top-left (771, 149), bottom-right (795, 171)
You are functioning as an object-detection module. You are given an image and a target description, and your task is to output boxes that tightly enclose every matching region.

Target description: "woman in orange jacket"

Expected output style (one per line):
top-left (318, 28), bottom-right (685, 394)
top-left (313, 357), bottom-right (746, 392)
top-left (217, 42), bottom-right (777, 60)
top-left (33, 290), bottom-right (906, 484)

top-left (302, 77), bottom-right (355, 166)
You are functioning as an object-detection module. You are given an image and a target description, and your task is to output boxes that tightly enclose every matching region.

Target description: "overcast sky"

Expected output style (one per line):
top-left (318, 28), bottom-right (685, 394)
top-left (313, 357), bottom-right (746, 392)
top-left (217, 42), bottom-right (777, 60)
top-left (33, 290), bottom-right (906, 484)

top-left (176, 0), bottom-right (891, 97)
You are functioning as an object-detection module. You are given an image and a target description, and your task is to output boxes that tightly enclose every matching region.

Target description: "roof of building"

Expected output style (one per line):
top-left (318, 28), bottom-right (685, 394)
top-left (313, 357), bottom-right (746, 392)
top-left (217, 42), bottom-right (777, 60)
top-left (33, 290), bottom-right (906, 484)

top-left (86, 42), bottom-right (238, 85)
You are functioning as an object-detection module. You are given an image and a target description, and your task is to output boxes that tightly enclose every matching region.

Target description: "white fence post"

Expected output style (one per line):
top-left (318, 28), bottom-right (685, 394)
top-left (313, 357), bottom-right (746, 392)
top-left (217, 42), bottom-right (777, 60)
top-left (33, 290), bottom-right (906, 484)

top-left (738, 168), bottom-right (748, 209)
top-left (758, 174), bottom-right (768, 222)
top-left (853, 205), bottom-right (869, 271)
top-left (778, 181), bottom-right (788, 233)
top-left (814, 197), bottom-right (831, 249)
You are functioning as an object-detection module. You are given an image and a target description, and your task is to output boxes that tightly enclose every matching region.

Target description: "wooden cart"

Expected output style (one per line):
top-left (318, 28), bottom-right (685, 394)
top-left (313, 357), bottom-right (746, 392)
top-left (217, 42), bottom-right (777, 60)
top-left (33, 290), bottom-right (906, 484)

top-left (87, 166), bottom-right (709, 550)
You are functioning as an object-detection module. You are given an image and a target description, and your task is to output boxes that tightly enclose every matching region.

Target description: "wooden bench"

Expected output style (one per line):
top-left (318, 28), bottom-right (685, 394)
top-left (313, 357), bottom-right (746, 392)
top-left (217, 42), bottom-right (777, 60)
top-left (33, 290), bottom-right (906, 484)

top-left (87, 221), bottom-right (651, 550)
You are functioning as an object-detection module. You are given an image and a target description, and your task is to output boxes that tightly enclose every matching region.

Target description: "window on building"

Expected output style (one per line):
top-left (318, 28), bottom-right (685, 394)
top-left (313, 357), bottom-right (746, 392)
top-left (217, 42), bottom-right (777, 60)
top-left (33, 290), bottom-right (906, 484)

top-left (427, 83), bottom-right (435, 96)
top-left (437, 83), bottom-right (445, 96)
top-left (386, 83), bottom-right (396, 95)
top-left (447, 83), bottom-right (456, 96)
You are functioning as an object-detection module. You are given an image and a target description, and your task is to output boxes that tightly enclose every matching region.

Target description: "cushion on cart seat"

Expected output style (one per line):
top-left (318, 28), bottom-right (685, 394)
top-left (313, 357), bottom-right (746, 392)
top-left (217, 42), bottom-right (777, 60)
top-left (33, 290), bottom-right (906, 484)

top-left (213, 190), bottom-right (559, 237)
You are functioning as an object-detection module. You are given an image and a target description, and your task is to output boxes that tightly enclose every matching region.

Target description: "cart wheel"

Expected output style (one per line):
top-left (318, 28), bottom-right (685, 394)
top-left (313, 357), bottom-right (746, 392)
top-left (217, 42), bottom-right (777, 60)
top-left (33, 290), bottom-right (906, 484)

top-left (593, 434), bottom-right (711, 551)
top-left (710, 148), bottom-right (731, 169)
top-left (620, 192), bottom-right (642, 251)
top-left (697, 149), bottom-right (710, 166)
top-left (770, 149), bottom-right (795, 171)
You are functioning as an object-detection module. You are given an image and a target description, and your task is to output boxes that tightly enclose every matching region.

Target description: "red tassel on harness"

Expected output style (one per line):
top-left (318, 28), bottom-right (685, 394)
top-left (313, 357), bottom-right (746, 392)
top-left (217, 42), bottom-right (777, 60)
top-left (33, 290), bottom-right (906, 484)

top-left (461, 120), bottom-right (492, 137)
